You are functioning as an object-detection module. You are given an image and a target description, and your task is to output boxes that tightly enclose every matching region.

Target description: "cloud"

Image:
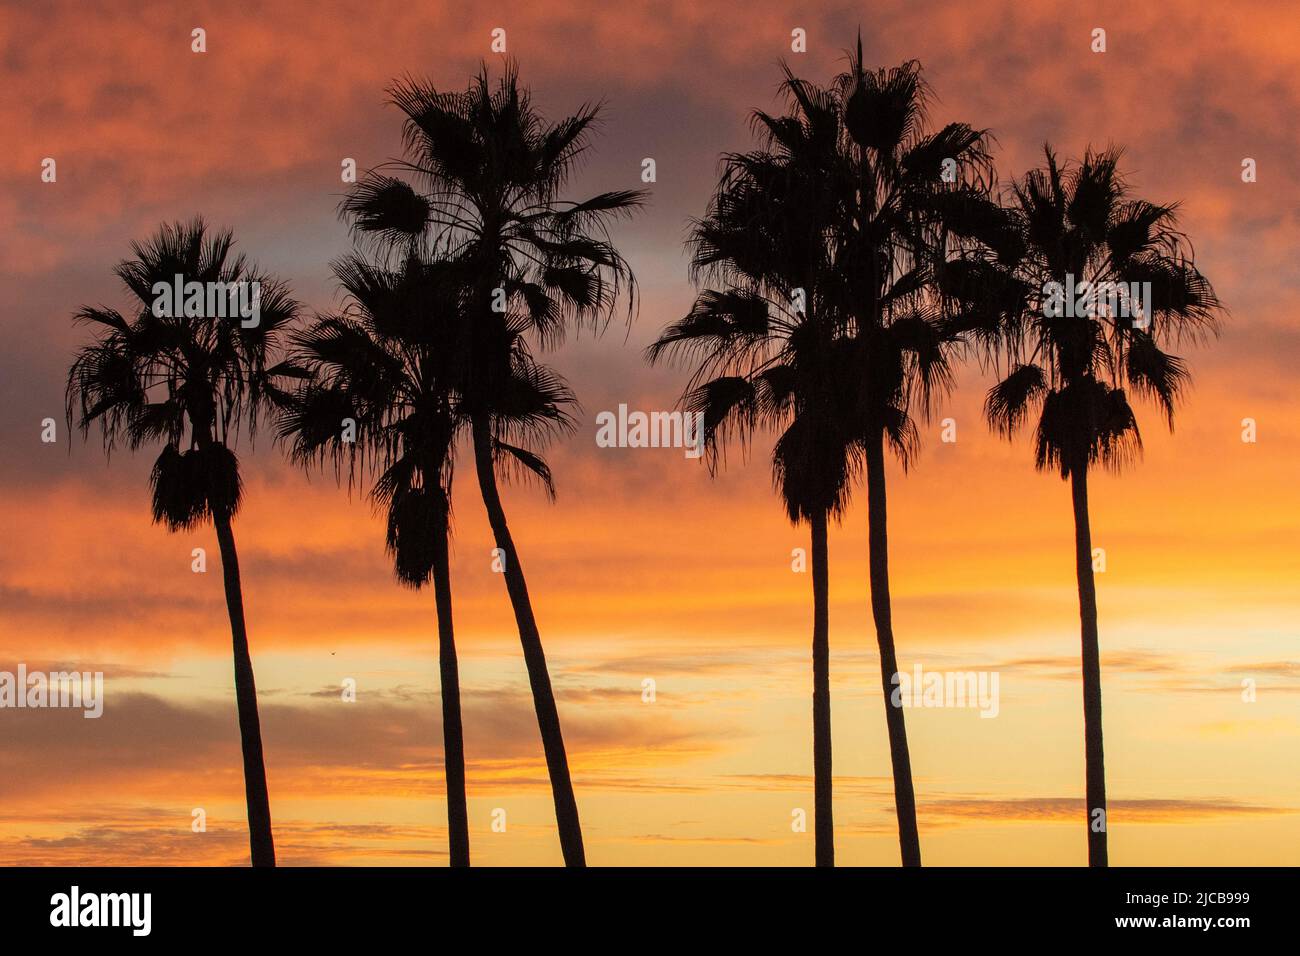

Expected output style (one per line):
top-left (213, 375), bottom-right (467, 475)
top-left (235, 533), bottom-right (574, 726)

top-left (0, 679), bottom-right (729, 798)
top-left (0, 803), bottom-right (449, 865)
top-left (921, 796), bottom-right (1296, 824)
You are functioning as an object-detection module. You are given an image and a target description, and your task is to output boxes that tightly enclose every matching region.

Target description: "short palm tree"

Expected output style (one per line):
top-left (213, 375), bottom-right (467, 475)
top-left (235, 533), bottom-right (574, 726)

top-left (66, 218), bottom-right (296, 867)
top-left (281, 250), bottom-right (574, 866)
top-left (649, 108), bottom-right (859, 865)
top-left (279, 251), bottom-right (472, 865)
top-left (981, 146), bottom-right (1222, 865)
top-left (337, 61), bottom-right (643, 866)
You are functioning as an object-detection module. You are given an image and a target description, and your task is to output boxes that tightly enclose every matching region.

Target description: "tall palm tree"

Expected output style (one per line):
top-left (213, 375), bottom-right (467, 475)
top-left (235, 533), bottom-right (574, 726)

top-left (336, 61), bottom-right (643, 866)
top-left (280, 252), bottom-right (471, 865)
top-left (66, 218), bottom-right (297, 867)
top-left (648, 109), bottom-right (860, 865)
top-left (980, 146), bottom-right (1222, 865)
top-left (743, 47), bottom-right (996, 866)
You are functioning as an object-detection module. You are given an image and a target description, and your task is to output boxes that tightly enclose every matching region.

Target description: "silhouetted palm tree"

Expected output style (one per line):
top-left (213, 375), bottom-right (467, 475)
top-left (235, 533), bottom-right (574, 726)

top-left (280, 252), bottom-right (472, 865)
top-left (980, 146), bottom-right (1221, 865)
top-left (336, 61), bottom-right (643, 866)
top-left (66, 218), bottom-right (297, 867)
top-left (719, 48), bottom-right (995, 866)
top-left (649, 108), bottom-right (860, 864)
top-left (280, 250), bottom-right (574, 866)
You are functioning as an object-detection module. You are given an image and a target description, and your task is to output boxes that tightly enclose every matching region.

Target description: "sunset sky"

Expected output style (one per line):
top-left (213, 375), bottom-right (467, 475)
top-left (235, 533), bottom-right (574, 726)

top-left (1, 0), bottom-right (1296, 866)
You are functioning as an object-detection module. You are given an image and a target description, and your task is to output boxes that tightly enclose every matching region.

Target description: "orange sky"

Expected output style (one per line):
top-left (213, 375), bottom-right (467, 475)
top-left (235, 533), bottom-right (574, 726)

top-left (0, 0), bottom-right (1297, 865)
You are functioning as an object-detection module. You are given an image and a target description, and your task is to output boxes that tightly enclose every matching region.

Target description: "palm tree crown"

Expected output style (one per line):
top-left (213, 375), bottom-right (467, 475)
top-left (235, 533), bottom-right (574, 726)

top-left (983, 146), bottom-right (1222, 472)
top-left (67, 218), bottom-right (298, 527)
top-left (282, 253), bottom-right (462, 585)
top-left (649, 72), bottom-right (861, 522)
top-left (341, 60), bottom-right (642, 356)
top-left (281, 251), bottom-right (574, 583)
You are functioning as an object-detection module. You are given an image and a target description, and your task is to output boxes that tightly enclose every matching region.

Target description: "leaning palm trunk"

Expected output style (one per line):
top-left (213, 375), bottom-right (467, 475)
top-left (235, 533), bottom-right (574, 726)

top-left (212, 514), bottom-right (276, 867)
top-left (810, 509), bottom-right (834, 866)
top-left (1070, 464), bottom-right (1108, 866)
top-left (471, 417), bottom-right (586, 866)
top-left (431, 522), bottom-right (471, 867)
top-left (865, 431), bottom-right (922, 866)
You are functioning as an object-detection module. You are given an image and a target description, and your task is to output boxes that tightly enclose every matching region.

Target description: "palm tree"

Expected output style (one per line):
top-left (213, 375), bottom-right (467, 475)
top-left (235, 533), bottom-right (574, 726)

top-left (336, 61), bottom-right (643, 866)
top-left (280, 250), bottom-right (573, 866)
top-left (66, 218), bottom-right (297, 867)
top-left (648, 105), bottom-right (860, 865)
top-left (980, 146), bottom-right (1222, 865)
top-left (740, 47), bottom-right (996, 866)
top-left (279, 251), bottom-right (472, 865)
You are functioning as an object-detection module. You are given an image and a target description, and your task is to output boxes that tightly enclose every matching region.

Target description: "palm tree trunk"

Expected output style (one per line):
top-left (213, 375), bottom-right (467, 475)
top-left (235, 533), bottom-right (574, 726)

top-left (431, 523), bottom-right (470, 867)
top-left (470, 415), bottom-right (586, 866)
top-left (211, 514), bottom-right (275, 868)
top-left (810, 509), bottom-right (834, 866)
top-left (865, 430), bottom-right (922, 867)
top-left (1070, 464), bottom-right (1108, 866)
